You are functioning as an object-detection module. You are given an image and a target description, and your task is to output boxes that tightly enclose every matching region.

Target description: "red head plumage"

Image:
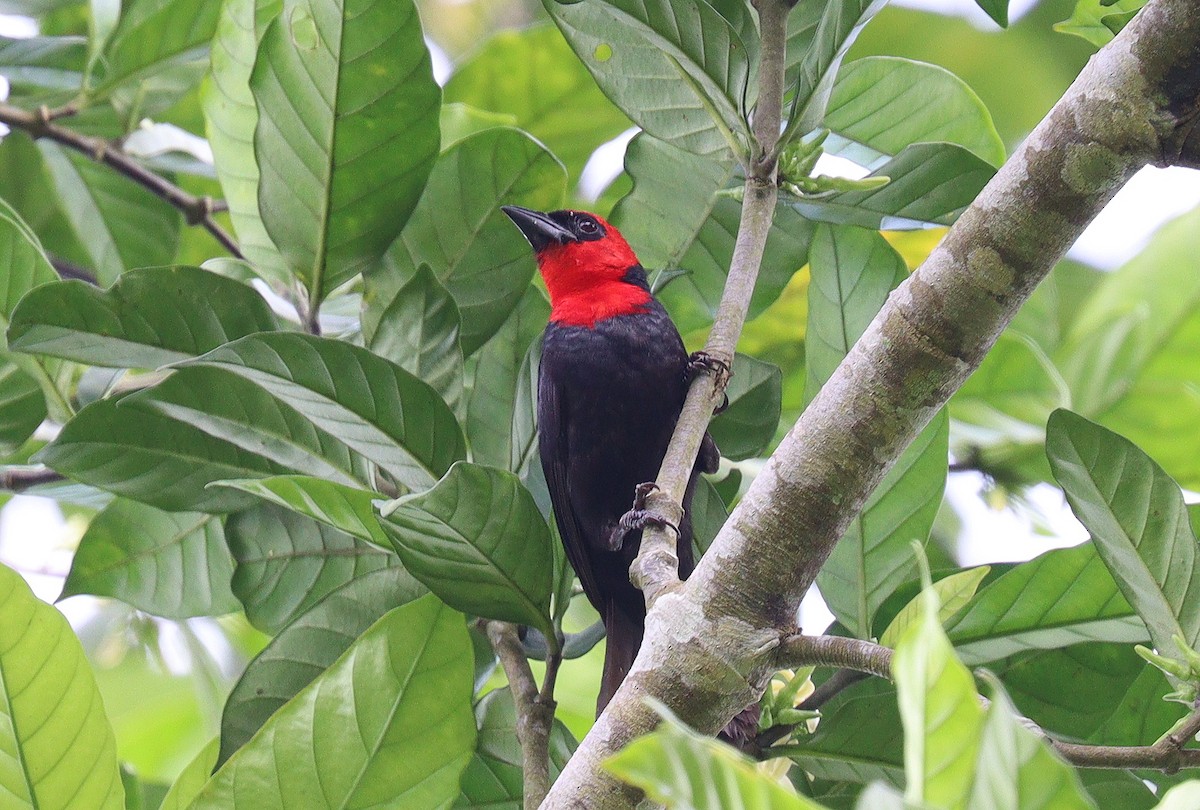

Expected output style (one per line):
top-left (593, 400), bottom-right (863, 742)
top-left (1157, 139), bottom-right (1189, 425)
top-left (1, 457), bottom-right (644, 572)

top-left (501, 206), bottom-right (652, 328)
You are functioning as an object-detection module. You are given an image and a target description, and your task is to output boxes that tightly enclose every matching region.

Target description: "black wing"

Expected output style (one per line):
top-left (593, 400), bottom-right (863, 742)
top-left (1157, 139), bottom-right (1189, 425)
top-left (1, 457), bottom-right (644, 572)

top-left (537, 367), bottom-right (605, 607)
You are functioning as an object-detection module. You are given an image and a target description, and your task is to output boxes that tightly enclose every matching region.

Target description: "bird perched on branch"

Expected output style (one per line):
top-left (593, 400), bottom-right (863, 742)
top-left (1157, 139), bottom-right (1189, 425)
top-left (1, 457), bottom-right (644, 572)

top-left (502, 205), bottom-right (720, 715)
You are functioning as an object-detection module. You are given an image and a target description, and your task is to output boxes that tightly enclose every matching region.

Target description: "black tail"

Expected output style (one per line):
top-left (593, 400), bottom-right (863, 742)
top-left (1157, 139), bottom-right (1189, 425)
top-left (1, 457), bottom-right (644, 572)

top-left (598, 598), bottom-right (645, 715)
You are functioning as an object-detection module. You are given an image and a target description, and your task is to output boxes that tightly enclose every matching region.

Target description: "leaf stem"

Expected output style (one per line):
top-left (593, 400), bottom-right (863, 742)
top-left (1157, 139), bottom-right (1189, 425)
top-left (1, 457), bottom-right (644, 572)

top-left (0, 102), bottom-right (243, 259)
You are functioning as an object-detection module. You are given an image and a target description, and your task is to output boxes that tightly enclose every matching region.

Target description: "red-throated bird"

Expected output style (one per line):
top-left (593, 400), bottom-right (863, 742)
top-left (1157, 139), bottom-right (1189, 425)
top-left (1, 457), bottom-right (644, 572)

top-left (502, 205), bottom-right (719, 715)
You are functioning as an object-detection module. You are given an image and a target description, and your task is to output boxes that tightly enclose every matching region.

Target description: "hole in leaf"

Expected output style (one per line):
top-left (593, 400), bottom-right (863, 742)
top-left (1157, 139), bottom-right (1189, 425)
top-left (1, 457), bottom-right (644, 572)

top-left (593, 43), bottom-right (613, 62)
top-left (290, 7), bottom-right (318, 50)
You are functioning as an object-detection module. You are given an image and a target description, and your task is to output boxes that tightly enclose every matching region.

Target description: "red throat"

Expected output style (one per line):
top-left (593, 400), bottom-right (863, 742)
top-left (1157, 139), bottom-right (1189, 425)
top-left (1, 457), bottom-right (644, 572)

top-left (536, 217), bottom-right (652, 328)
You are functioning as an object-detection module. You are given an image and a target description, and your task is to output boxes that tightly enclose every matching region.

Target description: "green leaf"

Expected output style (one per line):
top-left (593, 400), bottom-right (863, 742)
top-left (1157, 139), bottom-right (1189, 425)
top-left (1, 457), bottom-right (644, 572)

top-left (782, 143), bottom-right (996, 230)
top-left (824, 56), bottom-right (1005, 167)
top-left (788, 0), bottom-right (888, 135)
top-left (0, 195), bottom-right (71, 327)
top-left (945, 544), bottom-right (1148, 665)
top-left (365, 264), bottom-right (464, 415)
top-left (1155, 781), bottom-right (1200, 810)
top-left (94, 0), bottom-right (221, 98)
top-left (191, 595), bottom-right (475, 809)
top-left (1056, 208), bottom-right (1200, 489)
top-left (1046, 410), bottom-right (1200, 666)
top-left (545, 0), bottom-right (752, 158)
top-left (203, 0), bottom-right (289, 284)
top-left (967, 678), bottom-right (1096, 810)
top-left (250, 0), bottom-right (440, 303)
top-left (881, 566), bottom-right (989, 649)
top-left (690, 476), bottom-right (728, 557)
top-left (804, 224), bottom-right (907, 397)
top-left (37, 142), bottom-right (181, 284)
top-left (60, 499), bottom-right (239, 618)
top-left (372, 128), bottom-right (565, 355)
top-left (443, 23), bottom-right (630, 181)
top-left (605, 703), bottom-right (823, 809)
top-left (0, 34), bottom-right (86, 107)
top-left (893, 587), bottom-right (984, 810)
top-left (226, 504), bottom-right (400, 633)
top-left (218, 567), bottom-right (427, 766)
top-left (158, 738), bottom-right (217, 810)
top-left (1055, 0), bottom-right (1145, 47)
top-left (458, 687), bottom-right (577, 808)
top-left (180, 332), bottom-right (466, 491)
top-left (611, 133), bottom-right (814, 334)
top-left (465, 287), bottom-right (550, 473)
top-left (0, 360), bottom-right (46, 454)
top-left (782, 678), bottom-right (904, 786)
top-left (212, 475), bottom-right (389, 549)
top-left (974, 0), bottom-right (1009, 27)
top-left (380, 461), bottom-right (555, 637)
top-left (8, 266), bottom-right (282, 367)
top-left (0, 561), bottom-right (125, 809)
top-left (709, 354), bottom-right (782, 460)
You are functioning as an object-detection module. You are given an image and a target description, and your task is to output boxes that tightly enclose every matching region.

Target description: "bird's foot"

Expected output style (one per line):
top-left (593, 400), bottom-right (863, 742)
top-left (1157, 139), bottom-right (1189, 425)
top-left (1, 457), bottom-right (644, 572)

top-left (687, 351), bottom-right (731, 413)
top-left (606, 482), bottom-right (678, 551)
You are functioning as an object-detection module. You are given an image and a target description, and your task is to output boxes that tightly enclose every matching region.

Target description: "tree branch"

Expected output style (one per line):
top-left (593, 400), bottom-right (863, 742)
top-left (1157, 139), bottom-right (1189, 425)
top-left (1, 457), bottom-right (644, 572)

top-left (486, 622), bottom-right (558, 810)
top-left (0, 468), bottom-right (64, 492)
top-left (1051, 703), bottom-right (1200, 772)
top-left (775, 634), bottom-right (894, 680)
top-left (545, 0), bottom-right (1200, 805)
top-left (0, 102), bottom-right (244, 260)
top-left (49, 255), bottom-right (98, 284)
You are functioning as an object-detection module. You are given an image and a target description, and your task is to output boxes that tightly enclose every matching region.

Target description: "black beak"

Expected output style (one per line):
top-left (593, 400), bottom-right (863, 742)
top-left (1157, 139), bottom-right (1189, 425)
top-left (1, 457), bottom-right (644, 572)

top-left (501, 205), bottom-right (574, 252)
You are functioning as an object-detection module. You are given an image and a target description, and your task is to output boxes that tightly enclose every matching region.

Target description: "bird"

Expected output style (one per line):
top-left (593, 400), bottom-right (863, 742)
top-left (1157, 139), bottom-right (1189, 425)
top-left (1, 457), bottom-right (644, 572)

top-left (502, 205), bottom-right (720, 715)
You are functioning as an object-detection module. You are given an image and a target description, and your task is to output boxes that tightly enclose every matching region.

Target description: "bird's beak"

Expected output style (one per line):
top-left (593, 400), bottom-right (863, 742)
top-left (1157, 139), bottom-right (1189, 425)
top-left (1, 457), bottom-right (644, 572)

top-left (501, 205), bottom-right (575, 252)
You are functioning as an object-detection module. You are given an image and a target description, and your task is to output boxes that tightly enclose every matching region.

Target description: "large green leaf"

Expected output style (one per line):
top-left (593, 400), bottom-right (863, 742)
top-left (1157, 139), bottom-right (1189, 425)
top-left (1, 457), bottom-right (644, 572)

top-left (610, 133), bottom-right (813, 334)
top-left (1046, 410), bottom-right (1200, 665)
top-left (783, 143), bottom-right (996, 230)
top-left (158, 738), bottom-right (218, 810)
top-left (807, 225), bottom-right (946, 638)
top-left (37, 142), bottom-right (181, 284)
top-left (458, 687), bottom-right (577, 809)
top-left (203, 0), bottom-right (288, 283)
top-left (0, 360), bottom-right (45, 454)
top-left (945, 543), bottom-right (1147, 665)
top-left (967, 680), bottom-right (1096, 810)
top-left (218, 567), bottom-right (427, 766)
top-left (465, 287), bottom-right (549, 473)
top-left (788, 0), bottom-right (888, 135)
top-left (824, 56), bottom-right (1005, 167)
top-left (443, 23), bottom-right (630, 181)
top-left (226, 503), bottom-right (400, 633)
top-left (0, 562), bottom-right (125, 809)
top-left (371, 128), bottom-right (565, 355)
top-left (880, 566), bottom-right (989, 649)
top-left (709, 353), bottom-right (781, 461)
top-left (180, 332), bottom-right (466, 491)
top-left (94, 0), bottom-right (221, 99)
top-left (213, 475), bottom-right (389, 549)
top-left (8, 266), bottom-right (282, 367)
top-left (60, 499), bottom-right (239, 618)
top-left (545, 0), bottom-right (752, 157)
top-left (365, 264), bottom-right (464, 415)
top-left (0, 34), bottom-right (85, 107)
top-left (1056, 208), bottom-right (1200, 489)
top-left (893, 588), bottom-right (984, 810)
top-left (37, 393), bottom-right (295, 512)
top-left (782, 678), bottom-right (904, 786)
top-left (250, 0), bottom-right (439, 303)
top-left (380, 462), bottom-right (555, 637)
top-left (191, 595), bottom-right (475, 809)
top-left (605, 705), bottom-right (824, 809)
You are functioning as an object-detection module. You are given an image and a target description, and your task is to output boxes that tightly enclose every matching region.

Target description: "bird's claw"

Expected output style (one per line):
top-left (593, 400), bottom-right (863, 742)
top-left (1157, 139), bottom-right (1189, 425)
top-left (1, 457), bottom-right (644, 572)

top-left (606, 483), bottom-right (678, 550)
top-left (687, 352), bottom-right (731, 413)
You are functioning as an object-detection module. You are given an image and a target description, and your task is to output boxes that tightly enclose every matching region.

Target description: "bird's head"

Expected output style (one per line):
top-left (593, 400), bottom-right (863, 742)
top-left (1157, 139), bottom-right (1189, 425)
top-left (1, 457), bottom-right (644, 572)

top-left (502, 205), bottom-right (651, 328)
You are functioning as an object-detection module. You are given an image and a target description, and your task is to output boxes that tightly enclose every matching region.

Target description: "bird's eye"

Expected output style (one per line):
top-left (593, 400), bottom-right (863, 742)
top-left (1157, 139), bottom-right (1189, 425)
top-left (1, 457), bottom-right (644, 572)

top-left (578, 218), bottom-right (599, 235)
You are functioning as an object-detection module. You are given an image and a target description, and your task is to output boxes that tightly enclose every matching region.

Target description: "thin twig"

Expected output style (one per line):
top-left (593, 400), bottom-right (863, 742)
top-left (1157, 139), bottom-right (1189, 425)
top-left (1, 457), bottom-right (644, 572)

top-left (775, 634), bottom-right (895, 679)
top-left (486, 622), bottom-right (557, 810)
top-left (0, 468), bottom-right (65, 492)
top-left (0, 102), bottom-right (243, 259)
top-left (49, 255), bottom-right (98, 284)
top-left (629, 0), bottom-right (791, 606)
